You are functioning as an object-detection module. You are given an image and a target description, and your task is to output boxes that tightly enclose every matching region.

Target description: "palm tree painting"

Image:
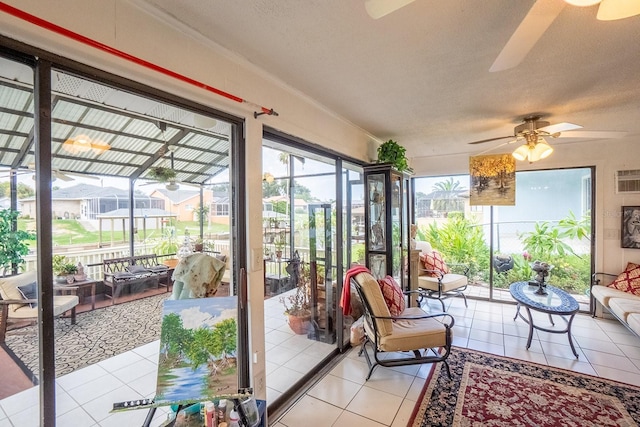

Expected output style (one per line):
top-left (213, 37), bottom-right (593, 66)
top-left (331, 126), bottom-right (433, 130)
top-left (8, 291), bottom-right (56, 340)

top-left (155, 297), bottom-right (238, 405)
top-left (469, 154), bottom-right (516, 206)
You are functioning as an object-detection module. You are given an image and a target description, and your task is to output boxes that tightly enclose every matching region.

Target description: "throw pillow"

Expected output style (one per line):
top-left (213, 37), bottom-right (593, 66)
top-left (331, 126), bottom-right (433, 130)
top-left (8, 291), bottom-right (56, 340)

top-left (17, 281), bottom-right (38, 308)
top-left (422, 250), bottom-right (450, 277)
top-left (127, 265), bottom-right (149, 274)
top-left (608, 262), bottom-right (640, 296)
top-left (377, 275), bottom-right (405, 316)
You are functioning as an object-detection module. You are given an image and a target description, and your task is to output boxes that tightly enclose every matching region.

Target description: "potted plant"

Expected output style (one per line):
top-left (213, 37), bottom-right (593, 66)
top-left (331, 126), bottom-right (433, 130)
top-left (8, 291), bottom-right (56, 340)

top-left (53, 258), bottom-right (78, 284)
top-left (280, 260), bottom-right (311, 334)
top-left (154, 227), bottom-right (180, 267)
top-left (0, 209), bottom-right (36, 277)
top-left (273, 235), bottom-right (286, 259)
top-left (376, 139), bottom-right (413, 173)
top-left (194, 238), bottom-right (204, 252)
top-left (148, 166), bottom-right (177, 182)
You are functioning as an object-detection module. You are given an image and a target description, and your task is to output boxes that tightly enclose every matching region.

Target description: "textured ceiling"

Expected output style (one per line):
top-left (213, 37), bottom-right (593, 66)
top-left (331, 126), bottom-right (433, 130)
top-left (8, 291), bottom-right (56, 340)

top-left (138, 0), bottom-right (640, 160)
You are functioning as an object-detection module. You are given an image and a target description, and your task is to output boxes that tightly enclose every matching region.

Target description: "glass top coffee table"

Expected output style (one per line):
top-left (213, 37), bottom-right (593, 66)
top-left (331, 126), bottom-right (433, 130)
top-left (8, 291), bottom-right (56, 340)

top-left (509, 281), bottom-right (580, 358)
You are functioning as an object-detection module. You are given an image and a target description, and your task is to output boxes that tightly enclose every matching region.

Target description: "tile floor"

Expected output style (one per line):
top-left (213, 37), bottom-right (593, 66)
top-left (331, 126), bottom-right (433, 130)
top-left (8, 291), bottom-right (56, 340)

top-left (0, 295), bottom-right (639, 426)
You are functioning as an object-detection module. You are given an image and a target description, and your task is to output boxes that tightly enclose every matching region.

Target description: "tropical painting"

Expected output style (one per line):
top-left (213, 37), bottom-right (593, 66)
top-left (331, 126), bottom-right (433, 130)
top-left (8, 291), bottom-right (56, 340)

top-left (469, 154), bottom-right (516, 206)
top-left (155, 297), bottom-right (238, 405)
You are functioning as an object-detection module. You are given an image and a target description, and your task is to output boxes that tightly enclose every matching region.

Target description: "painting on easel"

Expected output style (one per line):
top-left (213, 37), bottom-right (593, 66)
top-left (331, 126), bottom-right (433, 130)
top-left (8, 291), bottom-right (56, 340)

top-left (155, 297), bottom-right (238, 406)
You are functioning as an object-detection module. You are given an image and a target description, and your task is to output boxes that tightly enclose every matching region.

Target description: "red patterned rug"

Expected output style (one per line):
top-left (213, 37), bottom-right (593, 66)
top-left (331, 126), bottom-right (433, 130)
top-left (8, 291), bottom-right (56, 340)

top-left (409, 347), bottom-right (640, 427)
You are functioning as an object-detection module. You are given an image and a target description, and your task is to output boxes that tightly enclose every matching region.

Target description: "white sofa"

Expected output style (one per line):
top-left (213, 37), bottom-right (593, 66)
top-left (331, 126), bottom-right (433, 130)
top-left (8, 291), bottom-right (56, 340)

top-left (591, 272), bottom-right (640, 337)
top-left (0, 271), bottom-right (79, 343)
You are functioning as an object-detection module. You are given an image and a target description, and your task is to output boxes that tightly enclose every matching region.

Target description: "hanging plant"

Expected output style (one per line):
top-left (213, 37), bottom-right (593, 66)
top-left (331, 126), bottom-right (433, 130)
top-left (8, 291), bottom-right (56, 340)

top-left (377, 139), bottom-right (413, 173)
top-left (148, 166), bottom-right (176, 182)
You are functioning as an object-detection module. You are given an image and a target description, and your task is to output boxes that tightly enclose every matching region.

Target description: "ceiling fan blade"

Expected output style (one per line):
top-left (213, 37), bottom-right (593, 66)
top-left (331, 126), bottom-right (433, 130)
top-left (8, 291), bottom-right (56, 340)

top-left (597, 0), bottom-right (640, 20)
top-left (468, 135), bottom-right (513, 145)
top-left (489, 0), bottom-right (565, 72)
top-left (538, 122), bottom-right (582, 134)
top-left (365, 0), bottom-right (416, 19)
top-left (555, 130), bottom-right (628, 139)
top-left (53, 171), bottom-right (75, 182)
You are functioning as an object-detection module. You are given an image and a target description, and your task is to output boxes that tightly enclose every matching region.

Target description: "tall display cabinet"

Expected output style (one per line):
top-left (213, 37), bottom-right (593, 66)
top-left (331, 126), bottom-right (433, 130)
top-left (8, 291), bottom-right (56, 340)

top-left (363, 163), bottom-right (412, 290)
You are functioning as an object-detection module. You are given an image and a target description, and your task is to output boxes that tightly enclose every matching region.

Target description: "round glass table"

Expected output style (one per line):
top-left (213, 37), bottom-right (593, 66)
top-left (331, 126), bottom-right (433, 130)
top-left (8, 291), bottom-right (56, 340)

top-left (509, 281), bottom-right (580, 358)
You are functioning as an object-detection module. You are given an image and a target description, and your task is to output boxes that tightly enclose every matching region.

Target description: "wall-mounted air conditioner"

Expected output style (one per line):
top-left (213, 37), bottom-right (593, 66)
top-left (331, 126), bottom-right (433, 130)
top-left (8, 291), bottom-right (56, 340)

top-left (616, 170), bottom-right (640, 194)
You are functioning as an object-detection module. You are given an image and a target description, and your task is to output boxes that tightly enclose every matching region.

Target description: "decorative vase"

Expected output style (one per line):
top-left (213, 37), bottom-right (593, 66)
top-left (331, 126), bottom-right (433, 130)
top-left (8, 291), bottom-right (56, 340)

top-left (55, 275), bottom-right (68, 284)
top-left (286, 313), bottom-right (312, 335)
top-left (66, 275), bottom-right (75, 284)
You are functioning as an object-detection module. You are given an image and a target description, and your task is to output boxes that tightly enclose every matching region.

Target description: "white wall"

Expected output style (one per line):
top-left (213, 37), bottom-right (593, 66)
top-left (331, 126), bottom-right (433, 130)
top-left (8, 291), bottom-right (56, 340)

top-left (411, 138), bottom-right (640, 276)
top-left (0, 0), bottom-right (374, 401)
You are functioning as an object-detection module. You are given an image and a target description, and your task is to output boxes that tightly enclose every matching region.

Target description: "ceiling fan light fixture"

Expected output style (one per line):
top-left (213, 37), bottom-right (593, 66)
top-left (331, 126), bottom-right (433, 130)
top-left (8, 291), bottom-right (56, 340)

top-left (564, 0), bottom-right (601, 6)
top-left (597, 0), bottom-right (640, 20)
top-left (512, 145), bottom-right (530, 161)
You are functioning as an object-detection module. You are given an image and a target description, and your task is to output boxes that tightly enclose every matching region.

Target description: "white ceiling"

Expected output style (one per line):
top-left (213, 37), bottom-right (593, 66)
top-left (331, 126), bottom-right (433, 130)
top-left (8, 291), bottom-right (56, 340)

top-left (139, 0), bottom-right (640, 159)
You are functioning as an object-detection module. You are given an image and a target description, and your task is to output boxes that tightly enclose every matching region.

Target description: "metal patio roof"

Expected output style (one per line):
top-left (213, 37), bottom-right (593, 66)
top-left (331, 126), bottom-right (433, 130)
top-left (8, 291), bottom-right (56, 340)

top-left (0, 60), bottom-right (232, 187)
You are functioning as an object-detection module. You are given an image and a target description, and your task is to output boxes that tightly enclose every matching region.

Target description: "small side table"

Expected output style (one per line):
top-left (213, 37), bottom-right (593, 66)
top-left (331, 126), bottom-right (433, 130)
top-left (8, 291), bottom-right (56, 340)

top-left (56, 277), bottom-right (97, 311)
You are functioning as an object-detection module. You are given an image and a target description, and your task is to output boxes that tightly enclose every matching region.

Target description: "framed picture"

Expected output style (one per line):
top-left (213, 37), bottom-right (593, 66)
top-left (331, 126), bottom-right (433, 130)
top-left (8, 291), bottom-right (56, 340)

top-left (621, 206), bottom-right (640, 249)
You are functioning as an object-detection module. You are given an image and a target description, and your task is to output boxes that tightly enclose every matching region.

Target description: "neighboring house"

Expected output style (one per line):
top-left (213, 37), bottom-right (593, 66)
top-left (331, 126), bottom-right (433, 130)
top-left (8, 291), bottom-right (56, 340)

top-left (263, 195), bottom-right (309, 213)
top-left (149, 188), bottom-right (229, 224)
top-left (415, 190), bottom-right (468, 218)
top-left (20, 183), bottom-right (165, 220)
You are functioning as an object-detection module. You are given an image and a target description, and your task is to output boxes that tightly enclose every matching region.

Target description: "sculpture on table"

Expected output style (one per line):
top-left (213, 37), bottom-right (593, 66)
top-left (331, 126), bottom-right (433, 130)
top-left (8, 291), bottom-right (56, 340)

top-left (531, 260), bottom-right (553, 296)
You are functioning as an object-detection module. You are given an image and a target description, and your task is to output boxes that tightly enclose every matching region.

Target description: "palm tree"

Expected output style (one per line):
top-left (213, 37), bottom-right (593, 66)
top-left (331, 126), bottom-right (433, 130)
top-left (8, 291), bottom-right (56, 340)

top-left (431, 178), bottom-right (465, 213)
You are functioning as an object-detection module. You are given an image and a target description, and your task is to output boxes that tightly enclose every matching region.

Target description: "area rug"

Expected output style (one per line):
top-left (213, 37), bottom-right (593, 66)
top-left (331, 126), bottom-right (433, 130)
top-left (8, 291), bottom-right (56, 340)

top-left (409, 347), bottom-right (640, 427)
top-left (5, 292), bottom-right (169, 379)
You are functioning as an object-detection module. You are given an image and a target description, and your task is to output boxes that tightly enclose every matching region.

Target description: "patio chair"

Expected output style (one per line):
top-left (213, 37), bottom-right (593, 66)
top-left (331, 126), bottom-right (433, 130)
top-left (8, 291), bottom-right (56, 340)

top-left (0, 271), bottom-right (79, 344)
top-left (351, 271), bottom-right (454, 380)
top-left (414, 241), bottom-right (469, 311)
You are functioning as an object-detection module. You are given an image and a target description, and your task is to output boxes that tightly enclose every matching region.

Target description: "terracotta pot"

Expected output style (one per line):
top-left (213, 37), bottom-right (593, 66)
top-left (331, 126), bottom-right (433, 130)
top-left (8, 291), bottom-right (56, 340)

top-left (163, 258), bottom-right (179, 268)
top-left (286, 313), bottom-right (312, 335)
top-left (194, 243), bottom-right (204, 252)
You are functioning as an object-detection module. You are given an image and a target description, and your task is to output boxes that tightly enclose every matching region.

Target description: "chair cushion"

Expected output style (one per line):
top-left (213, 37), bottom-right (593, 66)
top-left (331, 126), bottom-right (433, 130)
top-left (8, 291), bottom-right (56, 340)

top-left (378, 275), bottom-right (405, 316)
top-left (10, 295), bottom-right (78, 319)
top-left (17, 282), bottom-right (38, 308)
top-left (0, 271), bottom-right (38, 312)
top-left (379, 307), bottom-right (448, 352)
top-left (608, 263), bottom-right (640, 296)
top-left (127, 265), bottom-right (149, 274)
top-left (608, 298), bottom-right (640, 322)
top-left (591, 284), bottom-right (640, 307)
top-left (418, 273), bottom-right (467, 292)
top-left (415, 240), bottom-right (433, 255)
top-left (355, 272), bottom-right (393, 337)
top-left (628, 313), bottom-right (640, 337)
top-left (421, 250), bottom-right (449, 277)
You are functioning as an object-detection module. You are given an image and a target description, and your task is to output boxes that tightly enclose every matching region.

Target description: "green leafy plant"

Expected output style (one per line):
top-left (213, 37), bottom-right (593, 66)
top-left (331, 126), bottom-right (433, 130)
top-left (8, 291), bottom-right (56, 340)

top-left (0, 209), bottom-right (36, 276)
top-left (148, 166), bottom-right (177, 182)
top-left (376, 139), bottom-right (413, 173)
top-left (153, 227), bottom-right (180, 256)
top-left (280, 262), bottom-right (311, 316)
top-left (519, 221), bottom-right (576, 260)
top-left (52, 255), bottom-right (77, 275)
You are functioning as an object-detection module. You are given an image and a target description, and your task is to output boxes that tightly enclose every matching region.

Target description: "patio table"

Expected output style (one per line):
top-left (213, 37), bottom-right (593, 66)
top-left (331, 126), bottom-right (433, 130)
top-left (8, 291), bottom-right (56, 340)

top-left (56, 277), bottom-right (97, 311)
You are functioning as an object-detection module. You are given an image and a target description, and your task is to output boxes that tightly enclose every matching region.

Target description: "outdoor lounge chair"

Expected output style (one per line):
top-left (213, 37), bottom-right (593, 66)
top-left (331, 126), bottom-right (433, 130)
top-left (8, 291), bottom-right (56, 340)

top-left (414, 241), bottom-right (469, 311)
top-left (0, 271), bottom-right (79, 344)
top-left (351, 271), bottom-right (454, 380)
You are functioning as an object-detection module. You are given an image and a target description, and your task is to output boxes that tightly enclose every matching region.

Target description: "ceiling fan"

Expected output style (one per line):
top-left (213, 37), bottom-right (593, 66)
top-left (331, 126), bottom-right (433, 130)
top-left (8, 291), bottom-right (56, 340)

top-left (468, 115), bottom-right (627, 162)
top-left (490, 0), bottom-right (640, 72)
top-left (365, 0), bottom-right (416, 19)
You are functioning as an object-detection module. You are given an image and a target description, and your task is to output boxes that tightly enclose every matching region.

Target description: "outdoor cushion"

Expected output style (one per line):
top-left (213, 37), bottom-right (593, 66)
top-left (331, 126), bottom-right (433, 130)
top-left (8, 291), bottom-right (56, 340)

top-left (591, 284), bottom-right (640, 307)
top-left (127, 265), bottom-right (149, 274)
top-left (415, 240), bottom-right (433, 255)
top-left (421, 250), bottom-right (450, 277)
top-left (10, 295), bottom-right (78, 319)
top-left (628, 313), bottom-right (640, 336)
top-left (0, 270), bottom-right (38, 312)
top-left (378, 307), bottom-right (448, 352)
top-left (356, 272), bottom-right (393, 337)
top-left (378, 275), bottom-right (405, 316)
top-left (148, 265), bottom-right (169, 272)
top-left (418, 273), bottom-right (468, 292)
top-left (113, 271), bottom-right (135, 279)
top-left (608, 262), bottom-right (640, 296)
top-left (608, 298), bottom-right (640, 323)
top-left (17, 282), bottom-right (38, 308)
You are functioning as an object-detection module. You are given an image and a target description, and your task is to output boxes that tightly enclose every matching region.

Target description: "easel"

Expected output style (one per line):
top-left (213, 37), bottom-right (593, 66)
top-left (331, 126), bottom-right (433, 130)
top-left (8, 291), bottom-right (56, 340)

top-left (113, 387), bottom-right (256, 427)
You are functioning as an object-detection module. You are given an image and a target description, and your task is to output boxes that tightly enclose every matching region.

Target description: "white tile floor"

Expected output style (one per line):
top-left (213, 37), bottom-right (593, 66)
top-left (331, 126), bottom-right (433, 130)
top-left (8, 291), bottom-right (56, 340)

top-left (1, 295), bottom-right (639, 426)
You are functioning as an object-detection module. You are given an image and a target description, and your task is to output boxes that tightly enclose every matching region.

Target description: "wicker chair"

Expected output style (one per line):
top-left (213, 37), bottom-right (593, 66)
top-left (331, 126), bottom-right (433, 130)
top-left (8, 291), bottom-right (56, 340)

top-left (351, 271), bottom-right (454, 380)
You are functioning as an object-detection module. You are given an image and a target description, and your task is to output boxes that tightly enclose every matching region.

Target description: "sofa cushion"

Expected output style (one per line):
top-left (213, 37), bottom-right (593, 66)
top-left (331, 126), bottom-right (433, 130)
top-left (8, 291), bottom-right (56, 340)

top-left (17, 282), bottom-right (38, 308)
top-left (591, 284), bottom-right (640, 308)
top-left (628, 313), bottom-right (640, 337)
top-left (379, 307), bottom-right (448, 352)
top-left (11, 295), bottom-right (78, 319)
top-left (355, 272), bottom-right (392, 337)
top-left (608, 262), bottom-right (640, 296)
top-left (127, 265), bottom-right (149, 274)
top-left (377, 275), bottom-right (405, 316)
top-left (415, 240), bottom-right (433, 255)
top-left (421, 250), bottom-right (449, 277)
top-left (608, 298), bottom-right (640, 323)
top-left (418, 273), bottom-right (468, 292)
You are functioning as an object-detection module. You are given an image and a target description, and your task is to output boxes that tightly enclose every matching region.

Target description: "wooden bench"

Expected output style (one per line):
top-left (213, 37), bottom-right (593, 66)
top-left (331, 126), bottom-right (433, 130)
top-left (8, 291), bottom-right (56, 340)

top-left (102, 254), bottom-right (168, 304)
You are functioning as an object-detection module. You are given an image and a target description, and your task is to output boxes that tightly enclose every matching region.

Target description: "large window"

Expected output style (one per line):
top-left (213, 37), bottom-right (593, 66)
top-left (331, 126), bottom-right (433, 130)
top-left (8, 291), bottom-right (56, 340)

top-left (413, 168), bottom-right (593, 310)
